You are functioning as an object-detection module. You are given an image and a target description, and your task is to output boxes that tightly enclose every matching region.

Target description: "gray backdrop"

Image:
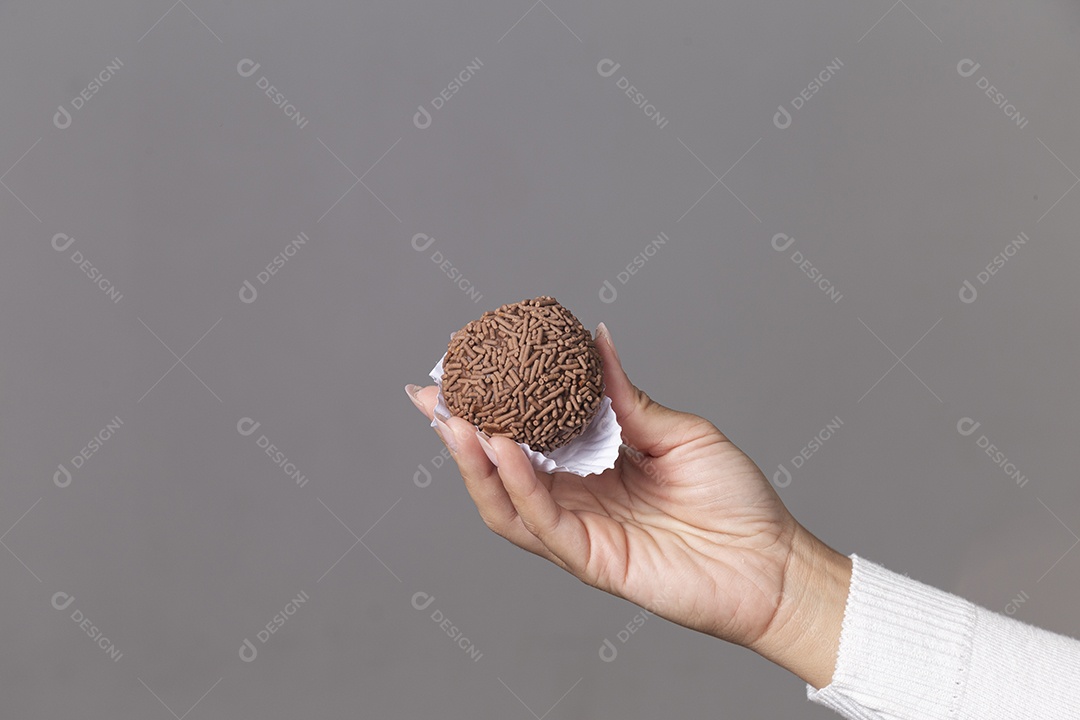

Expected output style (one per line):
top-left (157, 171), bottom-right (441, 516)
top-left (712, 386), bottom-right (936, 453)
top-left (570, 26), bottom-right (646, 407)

top-left (2, 1), bottom-right (1078, 717)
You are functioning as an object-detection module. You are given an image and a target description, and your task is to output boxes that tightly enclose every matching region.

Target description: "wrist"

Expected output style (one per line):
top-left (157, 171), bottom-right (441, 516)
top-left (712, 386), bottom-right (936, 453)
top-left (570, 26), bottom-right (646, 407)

top-left (747, 523), bottom-right (852, 689)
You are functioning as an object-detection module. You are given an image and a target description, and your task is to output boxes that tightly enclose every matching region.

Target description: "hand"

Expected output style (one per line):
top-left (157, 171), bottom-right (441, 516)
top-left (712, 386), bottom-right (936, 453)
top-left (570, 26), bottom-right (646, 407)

top-left (406, 322), bottom-right (851, 688)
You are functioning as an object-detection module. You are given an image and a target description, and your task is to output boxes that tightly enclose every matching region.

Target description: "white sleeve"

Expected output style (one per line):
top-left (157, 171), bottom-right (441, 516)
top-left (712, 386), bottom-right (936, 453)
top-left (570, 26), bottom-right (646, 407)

top-left (807, 554), bottom-right (1080, 720)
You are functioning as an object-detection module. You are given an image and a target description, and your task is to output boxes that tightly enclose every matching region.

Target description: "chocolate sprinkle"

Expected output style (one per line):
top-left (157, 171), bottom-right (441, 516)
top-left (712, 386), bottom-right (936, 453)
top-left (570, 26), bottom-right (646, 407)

top-left (442, 296), bottom-right (604, 453)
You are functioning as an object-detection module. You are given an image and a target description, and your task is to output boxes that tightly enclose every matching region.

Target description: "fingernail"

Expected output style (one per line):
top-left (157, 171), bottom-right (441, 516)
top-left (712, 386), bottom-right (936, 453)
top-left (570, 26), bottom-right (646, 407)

top-left (476, 430), bottom-right (499, 467)
top-left (434, 416), bottom-right (458, 453)
top-left (597, 322), bottom-right (619, 362)
top-left (404, 384), bottom-right (424, 411)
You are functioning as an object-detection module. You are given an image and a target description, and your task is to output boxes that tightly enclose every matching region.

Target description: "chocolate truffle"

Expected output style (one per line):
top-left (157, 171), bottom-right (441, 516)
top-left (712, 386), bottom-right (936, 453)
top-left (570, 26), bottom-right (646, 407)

top-left (441, 296), bottom-right (604, 453)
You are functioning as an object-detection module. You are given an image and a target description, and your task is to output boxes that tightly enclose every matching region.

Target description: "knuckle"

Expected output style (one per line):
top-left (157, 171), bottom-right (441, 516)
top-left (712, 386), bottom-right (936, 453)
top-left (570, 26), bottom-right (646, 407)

top-left (633, 389), bottom-right (655, 414)
top-left (481, 515), bottom-right (506, 537)
top-left (619, 388), bottom-right (657, 428)
top-left (521, 513), bottom-right (556, 538)
top-left (686, 414), bottom-right (721, 438)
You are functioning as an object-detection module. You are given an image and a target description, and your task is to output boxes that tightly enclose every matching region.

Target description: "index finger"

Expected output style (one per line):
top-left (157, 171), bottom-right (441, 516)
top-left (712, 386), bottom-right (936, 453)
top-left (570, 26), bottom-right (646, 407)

top-left (405, 385), bottom-right (564, 566)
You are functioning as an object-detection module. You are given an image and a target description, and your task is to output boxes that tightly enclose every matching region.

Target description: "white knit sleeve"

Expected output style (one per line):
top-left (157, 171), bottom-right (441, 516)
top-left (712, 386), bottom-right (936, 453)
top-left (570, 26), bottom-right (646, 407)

top-left (806, 554), bottom-right (1080, 720)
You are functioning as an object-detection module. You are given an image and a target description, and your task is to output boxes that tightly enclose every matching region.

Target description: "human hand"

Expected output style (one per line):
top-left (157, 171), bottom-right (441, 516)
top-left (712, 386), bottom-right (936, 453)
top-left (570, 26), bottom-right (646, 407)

top-left (405, 322), bottom-right (850, 688)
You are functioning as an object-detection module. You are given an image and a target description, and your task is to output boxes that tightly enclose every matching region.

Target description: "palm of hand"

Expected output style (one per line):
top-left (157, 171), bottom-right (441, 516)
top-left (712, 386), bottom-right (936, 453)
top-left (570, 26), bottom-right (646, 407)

top-left (543, 423), bottom-right (796, 647)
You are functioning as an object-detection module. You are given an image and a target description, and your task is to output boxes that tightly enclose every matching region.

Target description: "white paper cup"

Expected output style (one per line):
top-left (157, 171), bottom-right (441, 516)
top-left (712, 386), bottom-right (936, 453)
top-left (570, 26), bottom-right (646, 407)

top-left (429, 347), bottom-right (622, 476)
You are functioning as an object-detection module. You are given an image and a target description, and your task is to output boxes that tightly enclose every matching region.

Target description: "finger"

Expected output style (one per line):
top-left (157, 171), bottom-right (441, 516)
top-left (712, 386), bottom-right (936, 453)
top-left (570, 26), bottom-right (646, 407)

top-left (449, 424), bottom-right (567, 567)
top-left (405, 384), bottom-right (553, 495)
top-left (405, 385), bottom-right (562, 564)
top-left (594, 323), bottom-right (686, 456)
top-left (407, 384), bottom-right (522, 536)
top-left (404, 384), bottom-right (442, 421)
top-left (489, 435), bottom-right (590, 573)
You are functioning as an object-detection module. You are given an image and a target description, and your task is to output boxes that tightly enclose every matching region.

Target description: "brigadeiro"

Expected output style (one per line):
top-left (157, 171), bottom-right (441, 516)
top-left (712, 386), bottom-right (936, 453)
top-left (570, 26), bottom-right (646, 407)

top-left (441, 296), bottom-right (604, 453)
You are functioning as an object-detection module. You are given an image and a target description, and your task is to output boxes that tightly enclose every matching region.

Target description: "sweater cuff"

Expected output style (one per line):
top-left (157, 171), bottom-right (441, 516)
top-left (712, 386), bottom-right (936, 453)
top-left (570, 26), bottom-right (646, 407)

top-left (806, 554), bottom-right (976, 720)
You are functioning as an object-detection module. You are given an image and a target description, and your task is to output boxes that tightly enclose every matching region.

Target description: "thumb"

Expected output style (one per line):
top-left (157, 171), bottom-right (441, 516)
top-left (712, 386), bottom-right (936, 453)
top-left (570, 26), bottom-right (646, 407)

top-left (594, 322), bottom-right (687, 456)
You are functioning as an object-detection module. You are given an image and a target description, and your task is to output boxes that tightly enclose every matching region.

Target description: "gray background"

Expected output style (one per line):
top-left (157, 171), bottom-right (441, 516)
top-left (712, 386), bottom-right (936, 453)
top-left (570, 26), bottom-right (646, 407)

top-left (2, 1), bottom-right (1078, 717)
